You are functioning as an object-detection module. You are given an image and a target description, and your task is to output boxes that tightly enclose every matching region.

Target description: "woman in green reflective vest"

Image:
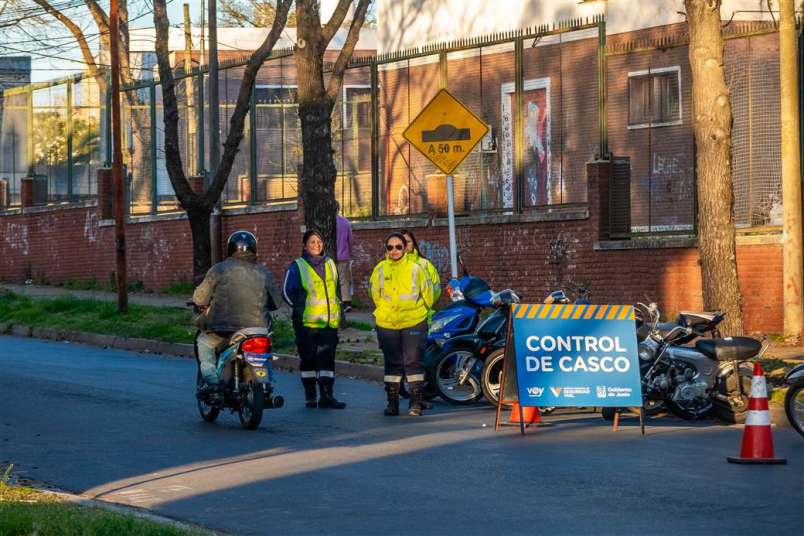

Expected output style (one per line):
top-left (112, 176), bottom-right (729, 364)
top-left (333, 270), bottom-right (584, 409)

top-left (282, 230), bottom-right (345, 409)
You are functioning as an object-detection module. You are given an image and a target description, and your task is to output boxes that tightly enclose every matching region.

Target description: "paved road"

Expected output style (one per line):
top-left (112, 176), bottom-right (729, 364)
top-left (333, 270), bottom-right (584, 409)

top-left (0, 336), bottom-right (801, 535)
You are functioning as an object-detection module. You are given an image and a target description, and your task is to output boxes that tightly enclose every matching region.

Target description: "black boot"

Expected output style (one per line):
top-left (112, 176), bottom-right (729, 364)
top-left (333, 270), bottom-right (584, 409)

top-left (408, 383), bottom-right (424, 417)
top-left (302, 378), bottom-right (317, 408)
top-left (318, 381), bottom-right (346, 409)
top-left (384, 383), bottom-right (400, 416)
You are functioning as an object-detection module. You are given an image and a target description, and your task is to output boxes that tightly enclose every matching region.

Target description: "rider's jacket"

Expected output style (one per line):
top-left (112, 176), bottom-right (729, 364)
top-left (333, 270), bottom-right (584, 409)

top-left (192, 252), bottom-right (278, 332)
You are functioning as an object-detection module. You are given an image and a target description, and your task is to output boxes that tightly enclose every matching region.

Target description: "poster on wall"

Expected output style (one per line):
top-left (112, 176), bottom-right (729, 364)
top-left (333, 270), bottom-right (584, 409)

top-left (500, 78), bottom-right (551, 208)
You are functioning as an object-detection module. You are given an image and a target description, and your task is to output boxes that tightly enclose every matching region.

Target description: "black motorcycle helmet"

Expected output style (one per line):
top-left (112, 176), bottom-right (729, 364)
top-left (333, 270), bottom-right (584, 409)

top-left (227, 230), bottom-right (257, 257)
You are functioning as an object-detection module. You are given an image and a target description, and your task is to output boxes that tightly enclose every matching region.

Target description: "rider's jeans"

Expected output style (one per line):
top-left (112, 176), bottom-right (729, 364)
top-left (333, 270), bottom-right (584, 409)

top-left (197, 331), bottom-right (225, 385)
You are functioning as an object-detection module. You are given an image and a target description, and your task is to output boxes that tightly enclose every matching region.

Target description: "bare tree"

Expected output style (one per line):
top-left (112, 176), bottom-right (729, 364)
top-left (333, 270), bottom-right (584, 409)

top-left (295, 0), bottom-right (371, 256)
top-left (152, 0), bottom-right (292, 281)
top-left (685, 0), bottom-right (744, 335)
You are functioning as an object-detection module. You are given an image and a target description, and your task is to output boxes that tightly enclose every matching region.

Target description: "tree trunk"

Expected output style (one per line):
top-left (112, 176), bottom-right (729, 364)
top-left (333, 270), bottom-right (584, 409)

top-left (298, 101), bottom-right (339, 258)
top-left (188, 207), bottom-right (213, 284)
top-left (685, 0), bottom-right (744, 335)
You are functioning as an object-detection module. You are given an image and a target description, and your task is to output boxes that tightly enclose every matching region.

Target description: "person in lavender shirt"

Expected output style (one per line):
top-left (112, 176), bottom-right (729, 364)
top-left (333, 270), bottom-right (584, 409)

top-left (335, 205), bottom-right (354, 313)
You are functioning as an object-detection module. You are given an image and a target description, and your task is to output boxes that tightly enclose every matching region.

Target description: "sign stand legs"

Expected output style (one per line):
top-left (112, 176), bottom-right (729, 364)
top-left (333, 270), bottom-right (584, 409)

top-left (612, 407), bottom-right (647, 436)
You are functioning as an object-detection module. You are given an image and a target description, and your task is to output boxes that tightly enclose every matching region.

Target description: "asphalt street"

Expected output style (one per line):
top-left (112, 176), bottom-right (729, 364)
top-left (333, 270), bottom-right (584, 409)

top-left (0, 335), bottom-right (801, 535)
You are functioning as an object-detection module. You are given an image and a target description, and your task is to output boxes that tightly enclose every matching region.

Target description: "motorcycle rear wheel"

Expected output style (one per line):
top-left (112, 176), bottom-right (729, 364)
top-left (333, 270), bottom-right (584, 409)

top-left (480, 348), bottom-right (505, 405)
top-left (784, 382), bottom-right (804, 437)
top-left (431, 349), bottom-right (483, 405)
top-left (238, 382), bottom-right (264, 430)
top-left (196, 370), bottom-right (220, 423)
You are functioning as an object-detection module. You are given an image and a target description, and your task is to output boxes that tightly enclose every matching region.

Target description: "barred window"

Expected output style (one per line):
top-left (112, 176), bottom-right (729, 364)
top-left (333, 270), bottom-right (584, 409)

top-left (628, 68), bottom-right (681, 127)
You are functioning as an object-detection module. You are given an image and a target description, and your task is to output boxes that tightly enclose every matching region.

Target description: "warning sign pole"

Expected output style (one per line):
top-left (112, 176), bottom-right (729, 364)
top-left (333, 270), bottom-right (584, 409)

top-left (446, 174), bottom-right (458, 278)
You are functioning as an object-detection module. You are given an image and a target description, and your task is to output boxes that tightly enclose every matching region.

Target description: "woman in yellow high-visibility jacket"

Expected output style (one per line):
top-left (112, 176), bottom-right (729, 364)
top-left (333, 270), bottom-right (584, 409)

top-left (369, 232), bottom-right (434, 416)
top-left (283, 230), bottom-right (345, 409)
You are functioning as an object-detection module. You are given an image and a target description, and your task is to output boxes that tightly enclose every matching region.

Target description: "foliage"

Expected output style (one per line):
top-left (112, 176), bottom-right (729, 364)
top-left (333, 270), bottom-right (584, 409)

top-left (162, 280), bottom-right (196, 296)
top-left (32, 111), bottom-right (99, 167)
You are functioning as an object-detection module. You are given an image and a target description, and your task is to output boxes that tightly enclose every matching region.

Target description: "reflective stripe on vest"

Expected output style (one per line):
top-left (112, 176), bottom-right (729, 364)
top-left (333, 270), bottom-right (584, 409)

top-left (295, 258), bottom-right (341, 329)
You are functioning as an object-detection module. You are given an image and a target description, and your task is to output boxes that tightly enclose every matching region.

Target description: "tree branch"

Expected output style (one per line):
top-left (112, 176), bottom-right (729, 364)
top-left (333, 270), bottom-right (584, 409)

top-left (321, 0), bottom-right (352, 44)
top-left (153, 0), bottom-right (196, 207)
top-left (32, 0), bottom-right (105, 90)
top-left (206, 0), bottom-right (293, 206)
top-left (326, 0), bottom-right (370, 103)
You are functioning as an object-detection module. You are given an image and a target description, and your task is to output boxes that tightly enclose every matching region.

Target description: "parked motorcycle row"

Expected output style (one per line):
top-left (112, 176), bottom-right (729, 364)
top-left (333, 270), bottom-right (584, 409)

top-left (413, 271), bottom-right (804, 434)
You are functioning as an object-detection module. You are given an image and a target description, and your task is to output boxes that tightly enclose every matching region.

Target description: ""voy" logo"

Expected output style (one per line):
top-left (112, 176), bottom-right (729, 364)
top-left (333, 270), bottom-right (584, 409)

top-left (526, 387), bottom-right (544, 397)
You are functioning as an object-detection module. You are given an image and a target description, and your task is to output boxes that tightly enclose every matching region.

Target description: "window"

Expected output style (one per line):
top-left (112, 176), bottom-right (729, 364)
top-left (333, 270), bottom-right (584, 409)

top-left (628, 67), bottom-right (681, 127)
top-left (343, 86), bottom-right (371, 129)
top-left (254, 85), bottom-right (300, 178)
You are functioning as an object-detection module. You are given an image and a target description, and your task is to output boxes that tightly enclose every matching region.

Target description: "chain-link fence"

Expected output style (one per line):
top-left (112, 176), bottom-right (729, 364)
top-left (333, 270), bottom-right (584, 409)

top-left (1, 17), bottom-right (789, 235)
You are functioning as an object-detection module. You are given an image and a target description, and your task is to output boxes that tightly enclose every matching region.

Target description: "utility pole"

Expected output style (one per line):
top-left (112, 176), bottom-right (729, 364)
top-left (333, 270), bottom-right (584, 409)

top-left (110, 0), bottom-right (128, 313)
top-left (780, 0), bottom-right (804, 339)
top-left (208, 0), bottom-right (222, 263)
top-left (183, 3), bottom-right (196, 176)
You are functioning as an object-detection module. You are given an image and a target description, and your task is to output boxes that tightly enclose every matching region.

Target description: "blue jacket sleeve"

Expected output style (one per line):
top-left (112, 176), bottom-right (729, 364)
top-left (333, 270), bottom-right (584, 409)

top-left (282, 261), bottom-right (302, 307)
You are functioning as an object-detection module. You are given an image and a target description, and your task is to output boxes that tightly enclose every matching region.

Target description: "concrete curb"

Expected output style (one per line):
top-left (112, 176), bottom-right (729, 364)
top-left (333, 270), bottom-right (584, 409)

top-left (3, 323), bottom-right (384, 383)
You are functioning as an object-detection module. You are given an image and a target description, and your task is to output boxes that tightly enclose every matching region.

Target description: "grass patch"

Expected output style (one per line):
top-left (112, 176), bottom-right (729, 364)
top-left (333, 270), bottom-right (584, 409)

top-left (0, 291), bottom-right (297, 349)
top-left (0, 293), bottom-right (195, 343)
top-left (62, 279), bottom-right (101, 291)
top-left (345, 319), bottom-right (374, 332)
top-left (0, 483), bottom-right (206, 535)
top-left (162, 280), bottom-right (195, 296)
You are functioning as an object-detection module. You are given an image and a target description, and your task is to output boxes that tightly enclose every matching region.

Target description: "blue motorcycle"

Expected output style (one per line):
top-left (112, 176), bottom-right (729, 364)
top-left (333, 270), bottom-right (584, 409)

top-left (400, 275), bottom-right (496, 403)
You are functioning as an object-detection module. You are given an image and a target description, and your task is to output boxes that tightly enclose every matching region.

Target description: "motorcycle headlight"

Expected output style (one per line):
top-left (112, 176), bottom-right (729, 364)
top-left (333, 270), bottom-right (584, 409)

top-left (429, 314), bottom-right (463, 334)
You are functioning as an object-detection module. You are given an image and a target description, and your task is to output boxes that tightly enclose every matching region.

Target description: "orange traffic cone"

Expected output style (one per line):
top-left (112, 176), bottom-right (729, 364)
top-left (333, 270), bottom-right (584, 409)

top-left (727, 362), bottom-right (786, 464)
top-left (507, 403), bottom-right (541, 425)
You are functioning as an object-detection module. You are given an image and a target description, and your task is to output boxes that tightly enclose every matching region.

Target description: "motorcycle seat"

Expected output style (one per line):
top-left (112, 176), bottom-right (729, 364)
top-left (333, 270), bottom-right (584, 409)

top-left (695, 337), bottom-right (761, 361)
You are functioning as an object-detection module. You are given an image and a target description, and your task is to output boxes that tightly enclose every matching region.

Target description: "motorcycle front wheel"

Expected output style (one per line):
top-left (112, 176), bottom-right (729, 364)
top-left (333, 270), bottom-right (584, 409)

top-left (784, 382), bottom-right (804, 437)
top-left (238, 382), bottom-right (264, 430)
top-left (196, 370), bottom-right (220, 423)
top-left (431, 349), bottom-right (483, 405)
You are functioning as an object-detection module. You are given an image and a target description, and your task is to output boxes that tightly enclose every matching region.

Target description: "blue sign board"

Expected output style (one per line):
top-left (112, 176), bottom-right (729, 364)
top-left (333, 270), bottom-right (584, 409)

top-left (511, 303), bottom-right (642, 407)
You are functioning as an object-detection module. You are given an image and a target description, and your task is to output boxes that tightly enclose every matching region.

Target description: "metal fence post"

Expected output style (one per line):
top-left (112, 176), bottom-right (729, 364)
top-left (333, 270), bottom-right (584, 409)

top-left (249, 84), bottom-right (257, 203)
top-left (66, 78), bottom-right (74, 200)
top-left (150, 82), bottom-right (158, 214)
top-left (514, 36), bottom-right (524, 213)
top-left (27, 85), bottom-right (33, 176)
top-left (197, 69), bottom-right (206, 182)
top-left (371, 61), bottom-right (379, 219)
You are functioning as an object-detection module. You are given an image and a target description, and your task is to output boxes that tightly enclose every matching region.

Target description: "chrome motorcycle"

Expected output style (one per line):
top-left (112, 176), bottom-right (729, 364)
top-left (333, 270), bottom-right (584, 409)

top-left (628, 303), bottom-right (763, 422)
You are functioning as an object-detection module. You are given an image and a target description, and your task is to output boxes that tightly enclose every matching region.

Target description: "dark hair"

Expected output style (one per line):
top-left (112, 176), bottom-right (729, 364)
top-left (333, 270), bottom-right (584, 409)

top-left (302, 229), bottom-right (323, 245)
top-left (385, 232), bottom-right (407, 248)
top-left (399, 228), bottom-right (426, 258)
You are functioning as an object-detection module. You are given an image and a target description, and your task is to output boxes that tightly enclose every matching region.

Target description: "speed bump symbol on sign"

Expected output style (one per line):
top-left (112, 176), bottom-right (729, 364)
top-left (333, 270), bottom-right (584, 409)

top-left (403, 89), bottom-right (489, 175)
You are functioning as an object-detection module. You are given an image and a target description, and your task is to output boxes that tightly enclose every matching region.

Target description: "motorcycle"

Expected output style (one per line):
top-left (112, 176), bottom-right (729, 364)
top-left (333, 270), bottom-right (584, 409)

top-left (784, 363), bottom-right (804, 436)
top-left (618, 303), bottom-right (763, 422)
top-left (193, 306), bottom-right (284, 429)
top-left (400, 273), bottom-right (497, 403)
top-left (480, 287), bottom-right (588, 408)
top-left (429, 287), bottom-right (521, 405)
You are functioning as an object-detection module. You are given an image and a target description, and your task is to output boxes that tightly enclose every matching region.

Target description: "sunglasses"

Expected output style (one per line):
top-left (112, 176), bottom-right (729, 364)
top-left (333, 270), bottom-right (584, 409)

top-left (386, 243), bottom-right (405, 251)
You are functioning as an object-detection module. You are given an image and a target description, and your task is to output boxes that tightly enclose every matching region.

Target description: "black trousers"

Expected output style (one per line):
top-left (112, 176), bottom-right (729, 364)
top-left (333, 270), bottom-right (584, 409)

top-left (376, 321), bottom-right (428, 384)
top-left (294, 320), bottom-right (338, 383)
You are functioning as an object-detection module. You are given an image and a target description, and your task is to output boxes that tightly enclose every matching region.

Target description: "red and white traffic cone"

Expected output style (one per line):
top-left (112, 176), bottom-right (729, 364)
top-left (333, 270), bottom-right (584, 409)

top-left (727, 362), bottom-right (786, 464)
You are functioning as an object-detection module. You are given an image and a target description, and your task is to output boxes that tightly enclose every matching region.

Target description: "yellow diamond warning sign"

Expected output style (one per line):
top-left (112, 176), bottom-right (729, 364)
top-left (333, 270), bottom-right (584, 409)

top-left (403, 89), bottom-right (489, 175)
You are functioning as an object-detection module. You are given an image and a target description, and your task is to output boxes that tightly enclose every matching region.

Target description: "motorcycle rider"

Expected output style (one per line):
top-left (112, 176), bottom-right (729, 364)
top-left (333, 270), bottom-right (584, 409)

top-left (370, 232), bottom-right (435, 416)
top-left (283, 229), bottom-right (347, 409)
top-left (192, 231), bottom-right (278, 396)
